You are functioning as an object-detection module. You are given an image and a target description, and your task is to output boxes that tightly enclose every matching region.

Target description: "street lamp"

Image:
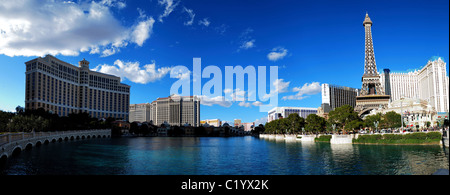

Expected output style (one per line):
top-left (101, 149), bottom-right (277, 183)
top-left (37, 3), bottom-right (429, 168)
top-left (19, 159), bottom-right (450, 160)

top-left (400, 96), bottom-right (404, 132)
top-left (374, 121), bottom-right (379, 133)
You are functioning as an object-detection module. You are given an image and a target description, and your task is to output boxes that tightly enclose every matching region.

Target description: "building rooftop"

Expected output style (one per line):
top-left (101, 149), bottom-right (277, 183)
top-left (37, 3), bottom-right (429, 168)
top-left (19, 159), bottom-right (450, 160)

top-left (429, 56), bottom-right (445, 62)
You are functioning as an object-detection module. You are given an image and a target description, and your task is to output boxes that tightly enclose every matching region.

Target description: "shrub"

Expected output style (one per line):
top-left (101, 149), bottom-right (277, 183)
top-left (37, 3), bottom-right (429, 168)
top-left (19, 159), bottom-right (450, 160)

top-left (383, 134), bottom-right (403, 140)
top-left (315, 135), bottom-right (332, 142)
top-left (426, 132), bottom-right (442, 140)
top-left (354, 134), bottom-right (382, 143)
top-left (404, 132), bottom-right (427, 140)
top-left (353, 132), bottom-right (442, 144)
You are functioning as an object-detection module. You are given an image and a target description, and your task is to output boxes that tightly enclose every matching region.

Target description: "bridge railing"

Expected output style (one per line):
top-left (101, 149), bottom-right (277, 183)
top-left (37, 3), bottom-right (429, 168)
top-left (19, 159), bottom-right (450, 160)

top-left (0, 129), bottom-right (110, 146)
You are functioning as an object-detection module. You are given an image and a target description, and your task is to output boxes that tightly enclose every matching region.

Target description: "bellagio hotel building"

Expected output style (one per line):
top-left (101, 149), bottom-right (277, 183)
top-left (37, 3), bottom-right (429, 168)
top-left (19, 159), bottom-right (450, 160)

top-left (25, 55), bottom-right (130, 120)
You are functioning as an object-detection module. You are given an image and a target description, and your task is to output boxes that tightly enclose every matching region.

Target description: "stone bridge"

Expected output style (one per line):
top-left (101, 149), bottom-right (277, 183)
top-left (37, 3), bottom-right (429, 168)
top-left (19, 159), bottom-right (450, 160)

top-left (0, 129), bottom-right (111, 161)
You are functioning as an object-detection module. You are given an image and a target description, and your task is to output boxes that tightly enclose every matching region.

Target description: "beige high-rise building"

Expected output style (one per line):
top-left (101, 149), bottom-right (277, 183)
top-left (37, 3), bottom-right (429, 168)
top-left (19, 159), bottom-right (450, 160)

top-left (380, 57), bottom-right (449, 113)
top-left (129, 103), bottom-right (152, 123)
top-left (151, 95), bottom-right (200, 127)
top-left (25, 55), bottom-right (130, 119)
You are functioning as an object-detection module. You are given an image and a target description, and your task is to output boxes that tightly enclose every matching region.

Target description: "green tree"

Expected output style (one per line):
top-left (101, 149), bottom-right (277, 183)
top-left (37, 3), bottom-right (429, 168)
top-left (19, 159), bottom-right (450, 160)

top-left (7, 115), bottom-right (49, 132)
top-left (278, 118), bottom-right (288, 134)
top-left (383, 111), bottom-right (402, 128)
top-left (364, 113), bottom-right (382, 129)
top-left (0, 110), bottom-right (15, 132)
top-left (347, 119), bottom-right (364, 131)
top-left (253, 124), bottom-right (265, 134)
top-left (129, 122), bottom-right (139, 134)
top-left (305, 114), bottom-right (326, 133)
top-left (327, 105), bottom-right (360, 133)
top-left (264, 120), bottom-right (275, 134)
top-left (286, 113), bottom-right (305, 134)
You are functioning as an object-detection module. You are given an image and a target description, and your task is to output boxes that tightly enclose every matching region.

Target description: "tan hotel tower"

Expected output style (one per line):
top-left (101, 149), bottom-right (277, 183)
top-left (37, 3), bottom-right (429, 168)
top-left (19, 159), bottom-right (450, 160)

top-left (25, 55), bottom-right (130, 120)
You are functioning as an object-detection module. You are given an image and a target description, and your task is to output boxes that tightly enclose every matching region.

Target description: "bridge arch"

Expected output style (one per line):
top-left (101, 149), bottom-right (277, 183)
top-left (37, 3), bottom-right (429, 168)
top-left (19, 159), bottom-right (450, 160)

top-left (11, 146), bottom-right (22, 156)
top-left (0, 154), bottom-right (7, 167)
top-left (25, 143), bottom-right (33, 150)
top-left (35, 141), bottom-right (42, 147)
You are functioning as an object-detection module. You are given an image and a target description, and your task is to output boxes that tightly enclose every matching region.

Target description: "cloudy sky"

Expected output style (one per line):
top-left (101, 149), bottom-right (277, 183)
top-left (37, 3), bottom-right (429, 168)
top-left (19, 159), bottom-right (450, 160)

top-left (0, 0), bottom-right (448, 125)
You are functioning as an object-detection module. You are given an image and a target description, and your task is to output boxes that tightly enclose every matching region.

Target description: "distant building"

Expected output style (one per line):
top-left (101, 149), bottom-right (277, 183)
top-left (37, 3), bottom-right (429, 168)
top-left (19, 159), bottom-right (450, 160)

top-left (25, 55), bottom-right (130, 119)
top-left (321, 83), bottom-right (359, 110)
top-left (380, 56), bottom-right (449, 113)
top-left (267, 107), bottom-right (317, 122)
top-left (151, 95), bottom-right (200, 127)
top-left (370, 98), bottom-right (437, 129)
top-left (241, 122), bottom-right (254, 131)
top-left (129, 103), bottom-right (152, 123)
top-left (234, 119), bottom-right (242, 127)
top-left (201, 119), bottom-right (221, 127)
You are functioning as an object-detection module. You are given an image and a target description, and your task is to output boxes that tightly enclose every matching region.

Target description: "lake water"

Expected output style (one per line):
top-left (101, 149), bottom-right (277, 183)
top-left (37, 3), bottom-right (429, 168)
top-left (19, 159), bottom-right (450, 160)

top-left (1, 136), bottom-right (448, 175)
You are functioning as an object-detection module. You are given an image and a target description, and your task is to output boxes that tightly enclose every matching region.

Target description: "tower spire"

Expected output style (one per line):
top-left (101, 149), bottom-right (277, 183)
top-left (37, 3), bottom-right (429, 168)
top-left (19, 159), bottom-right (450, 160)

top-left (363, 13), bottom-right (376, 77)
top-left (361, 13), bottom-right (384, 96)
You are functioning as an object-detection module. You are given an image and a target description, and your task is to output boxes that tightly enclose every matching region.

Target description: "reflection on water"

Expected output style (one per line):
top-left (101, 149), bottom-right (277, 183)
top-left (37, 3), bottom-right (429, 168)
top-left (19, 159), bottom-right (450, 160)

top-left (1, 136), bottom-right (448, 175)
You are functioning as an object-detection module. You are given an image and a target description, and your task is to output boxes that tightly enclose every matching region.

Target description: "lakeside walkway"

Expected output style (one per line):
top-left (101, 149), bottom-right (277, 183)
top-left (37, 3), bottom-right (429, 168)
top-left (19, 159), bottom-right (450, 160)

top-left (259, 130), bottom-right (449, 147)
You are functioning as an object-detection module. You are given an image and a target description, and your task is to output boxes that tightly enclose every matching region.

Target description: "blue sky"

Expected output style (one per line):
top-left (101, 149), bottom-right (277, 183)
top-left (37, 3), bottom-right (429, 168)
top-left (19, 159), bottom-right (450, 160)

top-left (0, 0), bottom-right (448, 125)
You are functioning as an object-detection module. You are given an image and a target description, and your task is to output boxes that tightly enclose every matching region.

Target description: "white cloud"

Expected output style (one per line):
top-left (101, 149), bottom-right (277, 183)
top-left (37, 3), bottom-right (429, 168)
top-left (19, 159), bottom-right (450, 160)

top-left (223, 88), bottom-right (233, 94)
top-left (274, 78), bottom-right (290, 93)
top-left (237, 28), bottom-right (255, 51)
top-left (158, 0), bottom-right (179, 23)
top-left (267, 47), bottom-right (288, 61)
top-left (239, 39), bottom-right (255, 50)
top-left (252, 101), bottom-right (263, 106)
top-left (230, 88), bottom-right (247, 101)
top-left (263, 78), bottom-right (290, 99)
top-left (215, 24), bottom-right (228, 35)
top-left (131, 17), bottom-right (155, 46)
top-left (100, 0), bottom-right (126, 9)
top-left (0, 0), bottom-right (152, 57)
top-left (91, 59), bottom-right (171, 84)
top-left (171, 67), bottom-right (191, 80)
top-left (183, 7), bottom-right (195, 26)
top-left (198, 18), bottom-right (210, 27)
top-left (282, 82), bottom-right (321, 100)
top-left (238, 101), bottom-right (252, 108)
top-left (198, 95), bottom-right (232, 107)
top-left (254, 116), bottom-right (268, 126)
top-left (237, 100), bottom-right (264, 108)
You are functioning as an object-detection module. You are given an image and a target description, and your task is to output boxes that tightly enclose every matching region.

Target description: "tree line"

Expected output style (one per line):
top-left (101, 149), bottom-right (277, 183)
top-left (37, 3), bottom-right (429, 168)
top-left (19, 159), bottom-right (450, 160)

top-left (263, 105), bottom-right (406, 134)
top-left (0, 106), bottom-right (115, 132)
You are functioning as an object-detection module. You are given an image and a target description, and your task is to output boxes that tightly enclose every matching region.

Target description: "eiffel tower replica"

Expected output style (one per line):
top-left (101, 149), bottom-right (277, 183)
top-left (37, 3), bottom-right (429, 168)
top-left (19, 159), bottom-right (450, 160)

top-left (355, 13), bottom-right (390, 117)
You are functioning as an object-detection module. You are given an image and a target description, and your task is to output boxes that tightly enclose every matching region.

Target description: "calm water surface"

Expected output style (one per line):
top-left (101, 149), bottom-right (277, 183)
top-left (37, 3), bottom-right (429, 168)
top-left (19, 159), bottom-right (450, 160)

top-left (1, 136), bottom-right (448, 175)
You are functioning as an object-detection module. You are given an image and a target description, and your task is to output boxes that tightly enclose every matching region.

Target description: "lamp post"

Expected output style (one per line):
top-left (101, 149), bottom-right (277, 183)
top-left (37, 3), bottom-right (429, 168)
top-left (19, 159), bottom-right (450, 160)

top-left (374, 121), bottom-right (379, 133)
top-left (400, 96), bottom-right (404, 132)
